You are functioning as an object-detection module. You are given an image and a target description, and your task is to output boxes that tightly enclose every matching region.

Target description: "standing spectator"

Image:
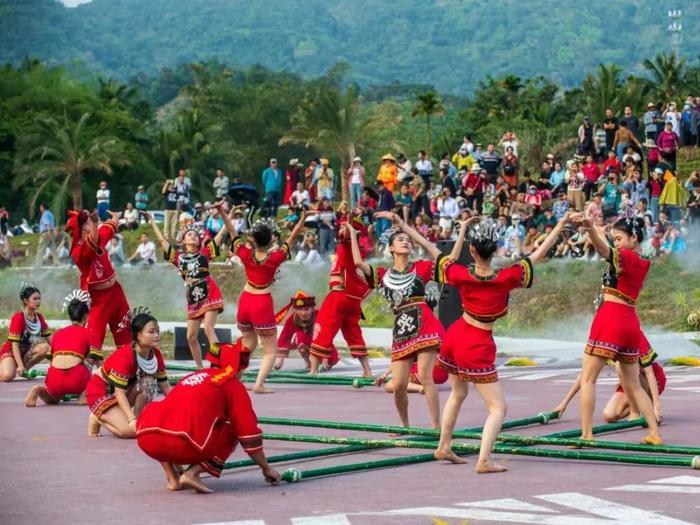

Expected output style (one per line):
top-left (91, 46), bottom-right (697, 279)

top-left (305, 158), bottom-right (319, 202)
top-left (96, 181), bottom-right (110, 222)
top-left (436, 187), bottom-right (459, 235)
top-left (502, 146), bottom-right (519, 188)
top-left (134, 185), bottom-right (149, 217)
top-left (376, 154), bottom-right (398, 193)
top-left (612, 120), bottom-right (641, 160)
top-left (643, 102), bottom-right (661, 141)
top-left (414, 150), bottom-right (433, 188)
top-left (315, 158), bottom-right (335, 202)
top-left (347, 156), bottom-right (365, 208)
top-left (394, 184), bottom-right (413, 222)
top-left (396, 153), bottom-right (413, 183)
top-left (480, 144), bottom-right (501, 182)
top-left (686, 182), bottom-right (700, 226)
top-left (581, 155), bottom-right (600, 200)
top-left (602, 108), bottom-right (618, 155)
top-left (106, 234), bottom-right (125, 267)
top-left (451, 144), bottom-right (474, 173)
top-left (462, 165), bottom-right (484, 213)
top-left (127, 233), bottom-right (156, 266)
top-left (602, 150), bottom-right (621, 176)
top-left (663, 102), bottom-right (681, 136)
top-left (283, 161), bottom-right (301, 205)
top-left (565, 161), bottom-right (585, 212)
top-left (577, 116), bottom-right (598, 157)
top-left (316, 198), bottom-right (336, 256)
top-left (439, 167), bottom-right (457, 197)
top-left (618, 106), bottom-right (640, 139)
top-left (262, 158), bottom-right (283, 216)
top-left (681, 104), bottom-right (697, 160)
top-left (645, 139), bottom-right (660, 173)
top-left (122, 203), bottom-right (139, 231)
top-left (498, 131), bottom-right (520, 156)
top-left (212, 168), bottom-right (229, 200)
top-left (649, 167), bottom-right (665, 222)
top-left (162, 179), bottom-right (179, 240)
top-left (36, 202), bottom-right (56, 266)
top-left (204, 205), bottom-right (224, 238)
top-left (410, 168), bottom-right (431, 219)
top-left (175, 170), bottom-right (192, 213)
top-left (656, 121), bottom-right (680, 167)
top-left (659, 171), bottom-right (688, 224)
top-left (599, 172), bottom-right (622, 218)
top-left (375, 180), bottom-right (395, 238)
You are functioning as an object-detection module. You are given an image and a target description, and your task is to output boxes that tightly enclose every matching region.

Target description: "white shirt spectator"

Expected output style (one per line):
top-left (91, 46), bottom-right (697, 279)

top-left (213, 174), bottom-right (230, 199)
top-left (96, 188), bottom-right (110, 204)
top-left (133, 240), bottom-right (156, 264)
top-left (500, 139), bottom-right (519, 156)
top-left (437, 196), bottom-right (460, 219)
top-left (123, 208), bottom-right (139, 226)
top-left (415, 159), bottom-right (433, 177)
top-left (290, 189), bottom-right (310, 207)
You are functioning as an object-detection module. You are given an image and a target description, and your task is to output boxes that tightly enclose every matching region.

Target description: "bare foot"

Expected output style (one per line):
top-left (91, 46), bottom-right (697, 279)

top-left (640, 435), bottom-right (663, 445)
top-left (88, 413), bottom-right (102, 437)
top-left (419, 386), bottom-right (426, 395)
top-left (180, 472), bottom-right (213, 494)
top-left (253, 386), bottom-right (275, 394)
top-left (361, 372), bottom-right (373, 379)
top-left (475, 461), bottom-right (507, 473)
top-left (24, 386), bottom-right (40, 407)
top-left (167, 479), bottom-right (182, 491)
top-left (434, 449), bottom-right (468, 464)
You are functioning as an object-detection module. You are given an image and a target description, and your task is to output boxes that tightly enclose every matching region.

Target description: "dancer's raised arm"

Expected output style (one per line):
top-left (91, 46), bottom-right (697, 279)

top-left (146, 212), bottom-right (170, 253)
top-left (374, 211), bottom-right (441, 260)
top-left (346, 223), bottom-right (371, 275)
top-left (448, 217), bottom-right (480, 260)
top-left (285, 210), bottom-right (307, 247)
top-left (571, 212), bottom-right (610, 261)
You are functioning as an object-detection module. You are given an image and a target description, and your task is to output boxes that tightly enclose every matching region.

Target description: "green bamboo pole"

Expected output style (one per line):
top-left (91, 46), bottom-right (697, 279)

top-left (21, 369), bottom-right (46, 379)
top-left (223, 445), bottom-right (371, 469)
top-left (270, 433), bottom-right (699, 482)
top-left (277, 419), bottom-right (646, 483)
top-left (258, 411), bottom-right (559, 438)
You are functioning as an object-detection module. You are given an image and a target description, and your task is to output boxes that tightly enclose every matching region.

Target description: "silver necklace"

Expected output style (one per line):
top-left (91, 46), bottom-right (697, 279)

top-left (136, 350), bottom-right (158, 375)
top-left (382, 267), bottom-right (417, 308)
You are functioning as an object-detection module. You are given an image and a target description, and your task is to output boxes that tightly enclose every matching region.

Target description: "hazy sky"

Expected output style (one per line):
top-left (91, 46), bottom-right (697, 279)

top-left (59, 0), bottom-right (92, 7)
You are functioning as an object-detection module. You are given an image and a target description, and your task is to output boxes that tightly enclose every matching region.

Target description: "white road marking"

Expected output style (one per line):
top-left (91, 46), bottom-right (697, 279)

top-left (649, 475), bottom-right (700, 485)
top-left (291, 516), bottom-right (352, 525)
top-left (454, 498), bottom-right (557, 513)
top-left (605, 484), bottom-right (700, 493)
top-left (194, 521), bottom-right (265, 525)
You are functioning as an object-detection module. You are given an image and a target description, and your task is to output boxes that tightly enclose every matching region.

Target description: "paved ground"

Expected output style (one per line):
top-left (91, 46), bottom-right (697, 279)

top-left (2, 358), bottom-right (700, 525)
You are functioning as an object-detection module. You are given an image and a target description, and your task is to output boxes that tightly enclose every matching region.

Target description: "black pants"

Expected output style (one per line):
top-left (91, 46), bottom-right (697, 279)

top-left (412, 194), bottom-right (432, 219)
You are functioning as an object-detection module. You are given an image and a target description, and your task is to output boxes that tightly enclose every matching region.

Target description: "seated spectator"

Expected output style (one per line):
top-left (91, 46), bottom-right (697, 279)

top-left (193, 202), bottom-right (205, 222)
top-left (509, 192), bottom-right (534, 225)
top-left (122, 203), bottom-right (140, 231)
top-left (501, 215), bottom-right (525, 258)
top-left (395, 184), bottom-right (413, 222)
top-left (294, 231), bottom-right (323, 264)
top-left (523, 225), bottom-right (539, 254)
top-left (414, 214), bottom-right (430, 237)
top-left (290, 181), bottom-right (310, 211)
top-left (622, 147), bottom-right (642, 167)
top-left (107, 234), bottom-right (125, 267)
top-left (437, 187), bottom-right (459, 236)
top-left (550, 161), bottom-right (567, 195)
top-left (524, 185), bottom-right (542, 213)
top-left (534, 208), bottom-right (557, 231)
top-left (128, 233), bottom-right (156, 266)
top-left (204, 206), bottom-right (224, 238)
top-left (602, 150), bottom-right (621, 176)
top-left (584, 193), bottom-right (603, 221)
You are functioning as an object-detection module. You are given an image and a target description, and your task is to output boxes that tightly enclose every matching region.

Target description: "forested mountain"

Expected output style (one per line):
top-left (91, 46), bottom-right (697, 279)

top-left (1, 0), bottom-right (698, 94)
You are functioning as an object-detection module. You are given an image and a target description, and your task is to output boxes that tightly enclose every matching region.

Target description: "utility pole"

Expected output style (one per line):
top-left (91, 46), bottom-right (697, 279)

top-left (668, 9), bottom-right (682, 54)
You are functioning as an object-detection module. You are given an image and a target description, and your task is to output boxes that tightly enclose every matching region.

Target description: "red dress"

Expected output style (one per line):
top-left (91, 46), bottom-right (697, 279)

top-left (70, 219), bottom-right (130, 357)
top-left (277, 310), bottom-right (339, 367)
top-left (165, 239), bottom-right (224, 319)
top-left (136, 367), bottom-right (263, 478)
top-left (311, 238), bottom-right (371, 360)
top-left (368, 260), bottom-right (444, 361)
top-left (86, 344), bottom-right (168, 417)
top-left (283, 168), bottom-right (298, 205)
top-left (436, 255), bottom-right (534, 383)
top-left (585, 248), bottom-right (649, 363)
top-left (0, 311), bottom-right (50, 361)
top-left (409, 362), bottom-right (449, 385)
top-left (232, 237), bottom-right (290, 336)
top-left (616, 332), bottom-right (666, 395)
top-left (43, 324), bottom-right (95, 399)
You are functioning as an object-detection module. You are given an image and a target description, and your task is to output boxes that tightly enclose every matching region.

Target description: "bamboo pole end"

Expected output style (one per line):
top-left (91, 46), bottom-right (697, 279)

top-left (692, 456), bottom-right (700, 470)
top-left (283, 468), bottom-right (302, 482)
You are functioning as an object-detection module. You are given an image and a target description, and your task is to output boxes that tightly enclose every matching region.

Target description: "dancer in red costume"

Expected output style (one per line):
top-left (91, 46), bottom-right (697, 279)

top-left (433, 213), bottom-right (569, 472)
top-left (85, 310), bottom-right (170, 438)
top-left (552, 332), bottom-right (666, 424)
top-left (310, 214), bottom-right (373, 377)
top-left (65, 209), bottom-right (130, 359)
top-left (0, 284), bottom-right (50, 382)
top-left (25, 290), bottom-right (96, 406)
top-left (231, 214), bottom-right (306, 393)
top-left (147, 203), bottom-right (237, 368)
top-left (274, 290), bottom-right (339, 371)
top-left (207, 337), bottom-right (252, 377)
top-left (136, 342), bottom-right (281, 493)
top-left (570, 210), bottom-right (663, 445)
top-left (349, 211), bottom-right (451, 428)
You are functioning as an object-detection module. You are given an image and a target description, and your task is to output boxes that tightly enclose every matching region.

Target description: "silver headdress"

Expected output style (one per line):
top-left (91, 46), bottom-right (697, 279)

top-left (379, 227), bottom-right (402, 246)
top-left (19, 281), bottom-right (35, 295)
top-left (251, 217), bottom-right (280, 236)
top-left (130, 305), bottom-right (152, 319)
top-left (469, 219), bottom-right (500, 243)
top-left (62, 289), bottom-right (91, 312)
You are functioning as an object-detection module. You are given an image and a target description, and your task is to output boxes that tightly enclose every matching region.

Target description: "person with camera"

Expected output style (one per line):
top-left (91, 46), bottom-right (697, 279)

top-left (162, 178), bottom-right (179, 240)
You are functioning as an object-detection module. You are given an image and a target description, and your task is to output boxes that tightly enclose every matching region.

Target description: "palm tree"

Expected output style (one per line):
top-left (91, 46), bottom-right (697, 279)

top-left (13, 112), bottom-right (130, 215)
top-left (280, 84), bottom-right (398, 202)
top-left (581, 64), bottom-right (624, 124)
top-left (411, 91), bottom-right (444, 155)
top-left (643, 51), bottom-right (687, 103)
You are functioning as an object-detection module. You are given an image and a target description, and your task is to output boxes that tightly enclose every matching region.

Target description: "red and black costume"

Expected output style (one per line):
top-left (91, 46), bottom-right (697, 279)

top-left (275, 292), bottom-right (339, 367)
top-left (436, 255), bottom-right (534, 383)
top-left (367, 260), bottom-right (444, 361)
top-left (165, 238), bottom-right (224, 319)
top-left (86, 343), bottom-right (168, 417)
top-left (409, 362), bottom-right (448, 386)
top-left (0, 311), bottom-right (50, 361)
top-left (232, 236), bottom-right (290, 336)
top-left (615, 332), bottom-right (667, 395)
top-left (311, 218), bottom-right (371, 361)
top-left (585, 248), bottom-right (649, 363)
top-left (136, 365), bottom-right (263, 478)
top-left (43, 324), bottom-right (97, 400)
top-left (66, 211), bottom-right (130, 357)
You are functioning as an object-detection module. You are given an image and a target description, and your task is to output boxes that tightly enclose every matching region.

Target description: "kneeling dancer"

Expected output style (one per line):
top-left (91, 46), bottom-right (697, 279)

top-left (136, 344), bottom-right (281, 493)
top-left (85, 309), bottom-right (170, 438)
top-left (434, 214), bottom-right (568, 472)
top-left (25, 290), bottom-right (97, 406)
